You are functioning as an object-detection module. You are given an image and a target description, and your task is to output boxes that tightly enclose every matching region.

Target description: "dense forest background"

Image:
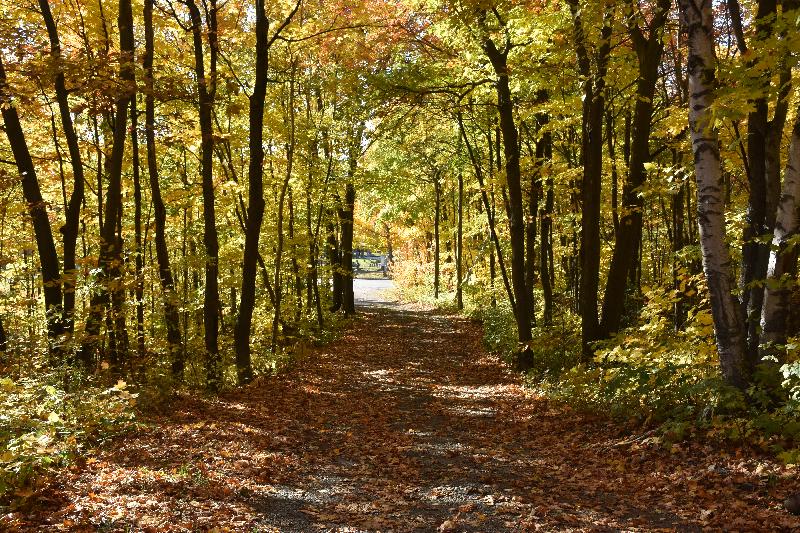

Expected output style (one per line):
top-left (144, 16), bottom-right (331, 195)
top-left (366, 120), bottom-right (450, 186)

top-left (3, 0), bottom-right (800, 507)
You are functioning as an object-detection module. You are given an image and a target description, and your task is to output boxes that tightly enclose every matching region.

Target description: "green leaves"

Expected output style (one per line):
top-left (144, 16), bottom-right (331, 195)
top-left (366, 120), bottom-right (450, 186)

top-left (0, 375), bottom-right (137, 500)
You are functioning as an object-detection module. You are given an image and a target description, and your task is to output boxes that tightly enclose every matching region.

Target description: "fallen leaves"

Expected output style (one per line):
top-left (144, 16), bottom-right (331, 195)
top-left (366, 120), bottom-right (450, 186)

top-left (4, 307), bottom-right (800, 531)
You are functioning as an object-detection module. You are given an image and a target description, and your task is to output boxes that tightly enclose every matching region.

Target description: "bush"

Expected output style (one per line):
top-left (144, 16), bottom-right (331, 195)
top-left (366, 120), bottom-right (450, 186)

top-left (529, 282), bottom-right (737, 425)
top-left (0, 372), bottom-right (137, 501)
top-left (473, 296), bottom-right (582, 377)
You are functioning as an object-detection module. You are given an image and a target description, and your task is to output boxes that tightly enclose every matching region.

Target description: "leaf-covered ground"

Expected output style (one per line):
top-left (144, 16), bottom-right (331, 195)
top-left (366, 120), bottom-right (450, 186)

top-left (7, 304), bottom-right (800, 531)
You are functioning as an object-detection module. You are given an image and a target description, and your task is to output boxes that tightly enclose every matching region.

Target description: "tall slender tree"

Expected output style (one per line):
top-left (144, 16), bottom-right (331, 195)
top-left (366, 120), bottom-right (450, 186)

top-left (235, 0), bottom-right (301, 384)
top-left (760, 111), bottom-right (800, 355)
top-left (483, 29), bottom-right (534, 371)
top-left (234, 0), bottom-right (270, 384)
top-left (0, 53), bottom-right (65, 356)
top-left (144, 0), bottom-right (184, 377)
top-left (567, 1), bottom-right (611, 360)
top-left (679, 0), bottom-right (748, 389)
top-left (77, 0), bottom-right (135, 367)
top-left (38, 0), bottom-right (85, 339)
top-left (184, 0), bottom-right (221, 388)
top-left (600, 0), bottom-right (670, 337)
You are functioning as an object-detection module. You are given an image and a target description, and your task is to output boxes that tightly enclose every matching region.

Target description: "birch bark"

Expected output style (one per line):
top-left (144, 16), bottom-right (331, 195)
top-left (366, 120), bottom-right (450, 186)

top-left (680, 0), bottom-right (748, 388)
top-left (760, 115), bottom-right (800, 353)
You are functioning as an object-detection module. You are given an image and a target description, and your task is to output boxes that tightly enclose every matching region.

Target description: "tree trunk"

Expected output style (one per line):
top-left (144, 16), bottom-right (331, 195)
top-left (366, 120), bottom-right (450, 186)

top-left (341, 181), bottom-right (356, 315)
top-left (609, 111), bottom-right (619, 235)
top-left (434, 176), bottom-right (441, 300)
top-left (745, 62), bottom-right (792, 367)
top-left (680, 0), bottom-right (748, 389)
top-left (600, 0), bottom-right (669, 337)
top-left (484, 38), bottom-right (533, 371)
top-left (234, 0), bottom-right (268, 385)
top-left (288, 187), bottom-right (303, 321)
top-left (457, 111), bottom-right (514, 312)
top-left (326, 213), bottom-right (342, 312)
top-left (730, 0), bottom-right (778, 366)
top-left (131, 97), bottom-right (145, 359)
top-left (673, 172), bottom-right (687, 328)
top-left (569, 2), bottom-right (611, 360)
top-left (78, 0), bottom-right (135, 367)
top-left (39, 0), bottom-right (84, 340)
top-left (308, 187), bottom-right (324, 328)
top-left (271, 171), bottom-right (292, 354)
top-left (0, 315), bottom-right (6, 354)
top-left (182, 208), bottom-right (190, 361)
top-left (537, 103), bottom-right (554, 326)
top-left (144, 0), bottom-right (183, 377)
top-left (526, 137), bottom-right (538, 325)
top-left (185, 0), bottom-right (220, 389)
top-left (0, 53), bottom-right (64, 357)
top-left (92, 113), bottom-right (104, 234)
top-left (456, 172), bottom-right (464, 310)
top-left (272, 67), bottom-right (298, 352)
top-left (760, 112), bottom-right (800, 356)
top-left (339, 125), bottom-right (360, 316)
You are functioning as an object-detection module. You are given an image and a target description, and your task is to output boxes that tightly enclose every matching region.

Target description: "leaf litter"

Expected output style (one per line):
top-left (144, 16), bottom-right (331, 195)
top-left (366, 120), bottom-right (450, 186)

top-left (5, 306), bottom-right (800, 531)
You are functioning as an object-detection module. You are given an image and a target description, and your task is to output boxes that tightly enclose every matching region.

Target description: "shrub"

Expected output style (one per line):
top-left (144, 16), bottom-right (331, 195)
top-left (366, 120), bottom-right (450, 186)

top-left (0, 373), bottom-right (137, 501)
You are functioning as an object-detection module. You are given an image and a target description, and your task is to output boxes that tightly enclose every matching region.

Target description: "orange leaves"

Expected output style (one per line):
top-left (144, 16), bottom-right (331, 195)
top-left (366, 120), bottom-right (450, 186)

top-left (10, 307), bottom-right (800, 531)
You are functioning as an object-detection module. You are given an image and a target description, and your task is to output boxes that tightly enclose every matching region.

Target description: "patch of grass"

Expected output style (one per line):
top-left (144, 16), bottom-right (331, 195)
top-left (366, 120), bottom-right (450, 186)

top-left (355, 271), bottom-right (390, 280)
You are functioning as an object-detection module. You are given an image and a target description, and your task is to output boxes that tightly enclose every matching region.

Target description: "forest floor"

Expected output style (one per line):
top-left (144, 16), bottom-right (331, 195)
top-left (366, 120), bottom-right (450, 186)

top-left (8, 290), bottom-right (800, 531)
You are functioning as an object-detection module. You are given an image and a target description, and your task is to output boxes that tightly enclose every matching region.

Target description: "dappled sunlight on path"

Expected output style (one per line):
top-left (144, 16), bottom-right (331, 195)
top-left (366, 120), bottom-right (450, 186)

top-left (13, 307), bottom-right (800, 531)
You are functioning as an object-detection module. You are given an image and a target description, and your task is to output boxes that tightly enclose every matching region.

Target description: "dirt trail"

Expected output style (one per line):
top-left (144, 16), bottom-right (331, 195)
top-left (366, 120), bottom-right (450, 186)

top-left (12, 305), bottom-right (800, 531)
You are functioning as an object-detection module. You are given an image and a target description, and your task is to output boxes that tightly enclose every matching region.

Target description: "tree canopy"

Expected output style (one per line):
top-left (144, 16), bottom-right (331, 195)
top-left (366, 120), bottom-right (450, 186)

top-left (3, 0), bottom-right (800, 516)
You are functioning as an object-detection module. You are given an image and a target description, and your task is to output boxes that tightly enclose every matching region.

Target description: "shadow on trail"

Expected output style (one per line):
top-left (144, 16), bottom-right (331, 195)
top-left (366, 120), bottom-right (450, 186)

top-left (20, 303), bottom-right (799, 531)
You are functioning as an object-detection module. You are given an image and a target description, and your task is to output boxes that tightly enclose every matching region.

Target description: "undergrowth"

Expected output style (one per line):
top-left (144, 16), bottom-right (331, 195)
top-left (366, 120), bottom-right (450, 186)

top-left (0, 306), bottom-right (347, 506)
top-left (457, 278), bottom-right (800, 463)
top-left (0, 369), bottom-right (137, 504)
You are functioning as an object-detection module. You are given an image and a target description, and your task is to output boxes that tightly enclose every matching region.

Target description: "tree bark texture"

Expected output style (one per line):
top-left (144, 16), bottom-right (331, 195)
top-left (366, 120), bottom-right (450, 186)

top-left (537, 104), bottom-right (555, 327)
top-left (235, 0), bottom-right (269, 385)
top-left (456, 172), bottom-right (464, 310)
top-left (733, 0), bottom-right (778, 367)
top-left (186, 0), bottom-right (221, 389)
top-left (680, 0), bottom-right (748, 389)
top-left (39, 0), bottom-right (84, 339)
top-left (760, 112), bottom-right (800, 355)
top-left (569, 1), bottom-right (611, 360)
top-left (341, 182), bottom-right (356, 315)
top-left (434, 176), bottom-right (441, 300)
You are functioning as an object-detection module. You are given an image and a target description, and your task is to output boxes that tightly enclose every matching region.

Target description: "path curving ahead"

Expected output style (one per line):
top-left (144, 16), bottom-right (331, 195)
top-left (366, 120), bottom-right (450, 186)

top-left (14, 303), bottom-right (800, 531)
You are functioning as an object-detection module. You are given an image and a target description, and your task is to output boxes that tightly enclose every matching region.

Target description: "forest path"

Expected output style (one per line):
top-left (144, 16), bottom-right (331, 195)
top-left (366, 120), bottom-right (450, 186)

top-left (353, 278), bottom-right (398, 307)
top-left (21, 306), bottom-right (800, 531)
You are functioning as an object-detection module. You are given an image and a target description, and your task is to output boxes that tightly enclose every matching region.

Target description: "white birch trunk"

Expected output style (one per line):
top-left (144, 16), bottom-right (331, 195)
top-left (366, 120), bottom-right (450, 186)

top-left (760, 116), bottom-right (800, 353)
top-left (680, 0), bottom-right (748, 389)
